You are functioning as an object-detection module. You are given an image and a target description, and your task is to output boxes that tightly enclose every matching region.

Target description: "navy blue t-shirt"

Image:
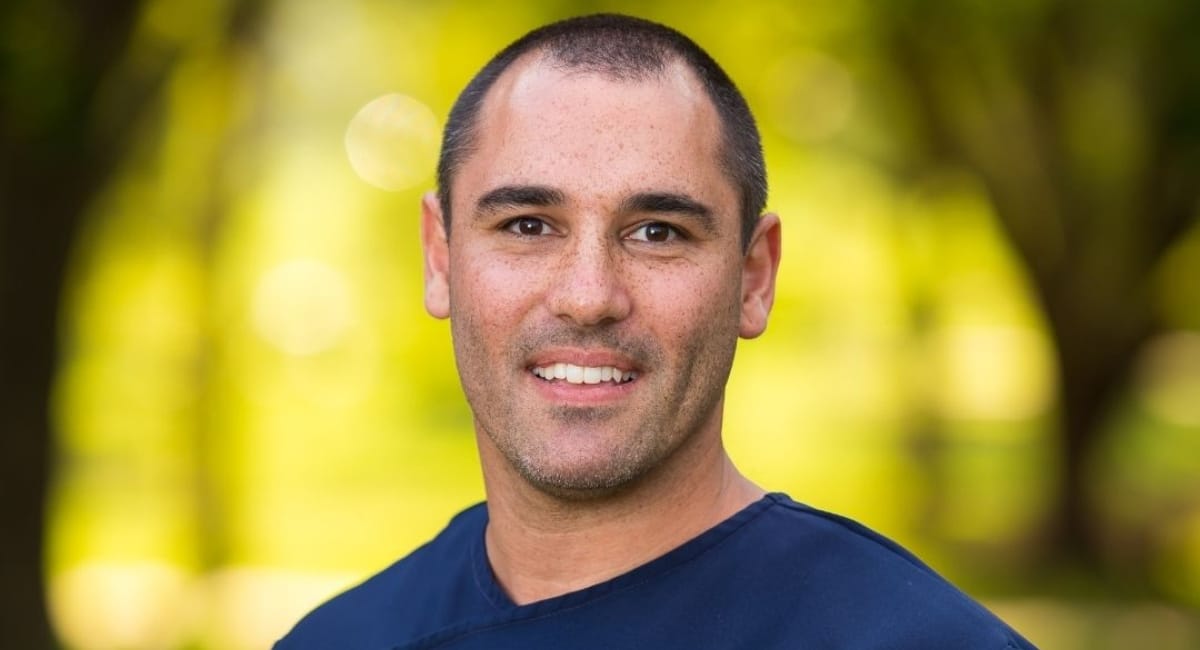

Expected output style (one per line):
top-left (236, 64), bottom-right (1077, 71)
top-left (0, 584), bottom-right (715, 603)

top-left (276, 493), bottom-right (1035, 649)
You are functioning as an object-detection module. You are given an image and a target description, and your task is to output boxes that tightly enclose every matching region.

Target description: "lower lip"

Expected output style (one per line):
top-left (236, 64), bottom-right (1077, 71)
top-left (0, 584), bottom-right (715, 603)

top-left (527, 372), bottom-right (637, 405)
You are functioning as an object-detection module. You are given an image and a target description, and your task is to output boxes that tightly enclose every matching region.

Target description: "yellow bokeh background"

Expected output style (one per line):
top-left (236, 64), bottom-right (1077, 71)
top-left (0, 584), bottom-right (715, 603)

top-left (30, 0), bottom-right (1200, 648)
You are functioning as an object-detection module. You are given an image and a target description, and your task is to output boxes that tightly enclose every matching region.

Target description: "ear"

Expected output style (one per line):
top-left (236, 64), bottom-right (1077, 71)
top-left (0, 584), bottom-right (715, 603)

top-left (739, 212), bottom-right (781, 339)
top-left (421, 191), bottom-right (451, 319)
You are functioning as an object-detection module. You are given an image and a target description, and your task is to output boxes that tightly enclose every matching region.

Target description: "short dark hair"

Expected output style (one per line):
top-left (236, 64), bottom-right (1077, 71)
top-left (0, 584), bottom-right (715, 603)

top-left (436, 13), bottom-right (767, 249)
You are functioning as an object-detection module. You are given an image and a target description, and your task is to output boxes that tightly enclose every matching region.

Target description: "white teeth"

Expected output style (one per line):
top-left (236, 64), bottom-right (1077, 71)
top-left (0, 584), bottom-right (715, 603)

top-left (531, 363), bottom-right (636, 385)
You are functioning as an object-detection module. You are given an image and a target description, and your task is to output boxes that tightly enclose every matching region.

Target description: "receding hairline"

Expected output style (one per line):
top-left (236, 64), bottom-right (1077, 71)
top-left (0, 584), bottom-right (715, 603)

top-left (447, 49), bottom-right (726, 210)
top-left (528, 46), bottom-right (698, 86)
top-left (436, 14), bottom-right (767, 249)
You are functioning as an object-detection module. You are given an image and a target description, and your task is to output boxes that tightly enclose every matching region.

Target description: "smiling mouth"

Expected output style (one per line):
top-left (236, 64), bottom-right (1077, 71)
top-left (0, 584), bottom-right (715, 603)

top-left (530, 363), bottom-right (638, 385)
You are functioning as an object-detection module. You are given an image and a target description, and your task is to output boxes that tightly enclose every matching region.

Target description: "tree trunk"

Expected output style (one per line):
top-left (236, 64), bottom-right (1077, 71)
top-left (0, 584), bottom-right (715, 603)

top-left (872, 0), bottom-right (1194, 581)
top-left (0, 1), bottom-right (147, 645)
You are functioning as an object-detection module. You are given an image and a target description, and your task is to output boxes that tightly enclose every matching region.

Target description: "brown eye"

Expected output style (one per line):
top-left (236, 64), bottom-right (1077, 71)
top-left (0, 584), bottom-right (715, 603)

top-left (629, 221), bottom-right (679, 243)
top-left (505, 217), bottom-right (548, 236)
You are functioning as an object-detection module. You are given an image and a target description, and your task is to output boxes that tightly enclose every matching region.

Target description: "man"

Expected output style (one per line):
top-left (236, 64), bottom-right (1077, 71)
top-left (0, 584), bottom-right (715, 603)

top-left (277, 14), bottom-right (1035, 649)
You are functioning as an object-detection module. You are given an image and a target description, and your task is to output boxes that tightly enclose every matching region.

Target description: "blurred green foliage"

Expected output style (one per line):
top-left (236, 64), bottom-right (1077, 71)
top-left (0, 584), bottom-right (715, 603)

top-left (9, 0), bottom-right (1197, 648)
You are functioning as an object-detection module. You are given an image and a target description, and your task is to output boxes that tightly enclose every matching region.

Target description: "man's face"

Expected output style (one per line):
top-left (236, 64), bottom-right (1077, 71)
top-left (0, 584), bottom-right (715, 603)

top-left (422, 56), bottom-right (778, 497)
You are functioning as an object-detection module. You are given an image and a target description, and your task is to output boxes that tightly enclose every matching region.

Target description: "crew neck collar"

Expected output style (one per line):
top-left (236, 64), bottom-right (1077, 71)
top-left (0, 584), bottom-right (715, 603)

top-left (471, 492), bottom-right (784, 612)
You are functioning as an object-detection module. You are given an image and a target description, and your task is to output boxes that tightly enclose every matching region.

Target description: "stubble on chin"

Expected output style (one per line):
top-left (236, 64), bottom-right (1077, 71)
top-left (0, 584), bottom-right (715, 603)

top-left (462, 300), bottom-right (738, 500)
top-left (484, 385), bottom-right (663, 498)
top-left (471, 325), bottom-right (668, 497)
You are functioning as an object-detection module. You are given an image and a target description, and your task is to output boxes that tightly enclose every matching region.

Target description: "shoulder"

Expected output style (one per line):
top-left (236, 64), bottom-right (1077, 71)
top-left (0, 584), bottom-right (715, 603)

top-left (737, 494), bottom-right (1036, 648)
top-left (273, 503), bottom-right (489, 650)
top-left (752, 493), bottom-right (946, 574)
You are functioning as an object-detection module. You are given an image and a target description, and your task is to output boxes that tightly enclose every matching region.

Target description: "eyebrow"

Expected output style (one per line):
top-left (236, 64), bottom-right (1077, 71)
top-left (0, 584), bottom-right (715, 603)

top-left (619, 192), bottom-right (716, 235)
top-left (474, 185), bottom-right (566, 217)
top-left (473, 186), bottom-right (718, 234)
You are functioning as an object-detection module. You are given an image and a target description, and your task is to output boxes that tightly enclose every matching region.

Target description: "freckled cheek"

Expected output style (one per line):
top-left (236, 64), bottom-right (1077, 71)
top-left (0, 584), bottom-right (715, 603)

top-left (630, 265), bottom-right (740, 342)
top-left (453, 259), bottom-right (545, 333)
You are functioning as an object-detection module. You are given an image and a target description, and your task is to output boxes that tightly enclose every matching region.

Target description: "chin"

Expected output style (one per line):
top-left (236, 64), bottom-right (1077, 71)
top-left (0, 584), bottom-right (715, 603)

top-left (522, 471), bottom-right (647, 502)
top-left (511, 443), bottom-right (686, 503)
top-left (511, 452), bottom-right (654, 501)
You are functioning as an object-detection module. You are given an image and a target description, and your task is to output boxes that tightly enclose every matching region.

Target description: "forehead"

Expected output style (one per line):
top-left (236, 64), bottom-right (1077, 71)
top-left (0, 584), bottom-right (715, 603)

top-left (455, 54), bottom-right (736, 216)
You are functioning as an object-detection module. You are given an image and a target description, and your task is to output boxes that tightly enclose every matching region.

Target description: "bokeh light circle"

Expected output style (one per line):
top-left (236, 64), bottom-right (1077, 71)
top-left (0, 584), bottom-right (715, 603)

top-left (252, 259), bottom-right (354, 356)
top-left (345, 93), bottom-right (439, 191)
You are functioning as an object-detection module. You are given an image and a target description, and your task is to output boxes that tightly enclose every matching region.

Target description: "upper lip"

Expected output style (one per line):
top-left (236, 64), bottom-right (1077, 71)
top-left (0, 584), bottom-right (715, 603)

top-left (526, 348), bottom-right (639, 372)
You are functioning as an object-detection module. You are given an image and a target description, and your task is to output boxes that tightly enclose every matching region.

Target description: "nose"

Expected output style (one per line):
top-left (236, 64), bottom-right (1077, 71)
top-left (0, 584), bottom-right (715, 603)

top-left (547, 233), bottom-right (632, 327)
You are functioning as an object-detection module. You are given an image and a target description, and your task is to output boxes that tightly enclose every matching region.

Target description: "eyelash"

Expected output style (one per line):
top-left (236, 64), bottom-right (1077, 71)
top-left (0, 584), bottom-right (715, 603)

top-left (499, 217), bottom-right (686, 242)
top-left (502, 217), bottom-right (554, 237)
top-left (627, 221), bottom-right (684, 243)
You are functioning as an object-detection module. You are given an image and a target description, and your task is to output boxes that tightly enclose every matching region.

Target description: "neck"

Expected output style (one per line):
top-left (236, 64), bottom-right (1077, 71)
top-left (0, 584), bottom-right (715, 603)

top-left (479, 424), bottom-right (763, 605)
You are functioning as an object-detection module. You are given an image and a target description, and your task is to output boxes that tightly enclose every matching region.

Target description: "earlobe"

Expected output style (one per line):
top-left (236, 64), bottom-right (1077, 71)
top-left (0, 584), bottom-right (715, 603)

top-left (739, 213), bottom-right (781, 339)
top-left (421, 191), bottom-right (451, 319)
